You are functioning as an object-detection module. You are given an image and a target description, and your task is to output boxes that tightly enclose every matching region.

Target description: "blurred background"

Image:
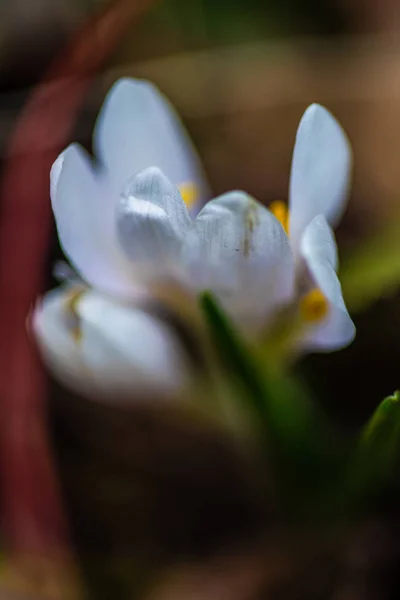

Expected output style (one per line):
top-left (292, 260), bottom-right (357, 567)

top-left (3, 0), bottom-right (400, 598)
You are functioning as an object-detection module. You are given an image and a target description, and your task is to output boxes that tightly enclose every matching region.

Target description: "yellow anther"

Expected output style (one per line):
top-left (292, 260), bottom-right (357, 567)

top-left (299, 288), bottom-right (329, 323)
top-left (64, 289), bottom-right (85, 342)
top-left (269, 200), bottom-right (289, 234)
top-left (178, 182), bottom-right (199, 209)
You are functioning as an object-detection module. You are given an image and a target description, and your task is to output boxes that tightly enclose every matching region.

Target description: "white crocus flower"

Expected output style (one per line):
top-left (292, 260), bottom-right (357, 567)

top-left (112, 103), bottom-right (355, 352)
top-left (33, 77), bottom-right (208, 399)
top-left (108, 103), bottom-right (355, 352)
top-left (33, 78), bottom-right (355, 401)
top-left (49, 77), bottom-right (209, 298)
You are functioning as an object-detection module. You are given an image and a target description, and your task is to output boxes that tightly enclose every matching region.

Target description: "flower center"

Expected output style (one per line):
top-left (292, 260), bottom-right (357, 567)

top-left (299, 288), bottom-right (329, 323)
top-left (269, 200), bottom-right (289, 234)
top-left (178, 182), bottom-right (199, 209)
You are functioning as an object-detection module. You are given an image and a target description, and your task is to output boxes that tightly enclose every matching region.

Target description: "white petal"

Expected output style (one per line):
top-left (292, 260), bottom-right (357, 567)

top-left (93, 78), bottom-right (209, 209)
top-left (299, 218), bottom-right (355, 351)
top-left (184, 191), bottom-right (295, 326)
top-left (289, 104), bottom-right (352, 251)
top-left (116, 168), bottom-right (191, 280)
top-left (51, 144), bottom-right (138, 297)
top-left (77, 293), bottom-right (189, 396)
top-left (32, 288), bottom-right (189, 400)
top-left (117, 167), bottom-right (192, 254)
top-left (300, 214), bottom-right (338, 272)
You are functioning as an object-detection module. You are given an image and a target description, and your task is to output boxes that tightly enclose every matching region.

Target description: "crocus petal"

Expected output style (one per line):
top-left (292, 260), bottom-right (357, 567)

top-left (299, 217), bottom-right (355, 351)
top-left (51, 144), bottom-right (138, 297)
top-left (184, 191), bottom-right (295, 327)
top-left (116, 168), bottom-right (191, 281)
top-left (289, 104), bottom-right (352, 252)
top-left (300, 214), bottom-right (338, 272)
top-left (32, 287), bottom-right (189, 400)
top-left (93, 78), bottom-right (209, 210)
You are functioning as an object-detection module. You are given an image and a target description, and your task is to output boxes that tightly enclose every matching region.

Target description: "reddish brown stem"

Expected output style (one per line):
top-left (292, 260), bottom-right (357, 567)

top-left (0, 0), bottom-right (155, 563)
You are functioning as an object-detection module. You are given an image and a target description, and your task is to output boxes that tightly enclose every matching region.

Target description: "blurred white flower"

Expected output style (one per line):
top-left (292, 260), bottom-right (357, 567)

top-left (33, 79), bottom-right (355, 399)
top-left (49, 77), bottom-right (209, 298)
top-left (33, 287), bottom-right (190, 399)
top-left (34, 77), bottom-right (208, 399)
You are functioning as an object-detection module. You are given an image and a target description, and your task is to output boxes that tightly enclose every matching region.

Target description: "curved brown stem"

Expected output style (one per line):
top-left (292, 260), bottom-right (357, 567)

top-left (0, 0), bottom-right (156, 594)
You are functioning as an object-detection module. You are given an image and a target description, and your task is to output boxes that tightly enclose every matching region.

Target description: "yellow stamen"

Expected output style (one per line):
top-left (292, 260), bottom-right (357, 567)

top-left (269, 200), bottom-right (289, 234)
top-left (64, 289), bottom-right (85, 342)
top-left (178, 182), bottom-right (199, 209)
top-left (299, 288), bottom-right (329, 323)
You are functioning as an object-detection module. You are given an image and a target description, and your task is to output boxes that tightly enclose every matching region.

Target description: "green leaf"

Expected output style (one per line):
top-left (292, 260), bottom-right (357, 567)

top-left (200, 292), bottom-right (344, 517)
top-left (346, 391), bottom-right (400, 505)
top-left (199, 291), bottom-right (319, 443)
top-left (340, 219), bottom-right (400, 313)
top-left (200, 291), bottom-right (268, 422)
